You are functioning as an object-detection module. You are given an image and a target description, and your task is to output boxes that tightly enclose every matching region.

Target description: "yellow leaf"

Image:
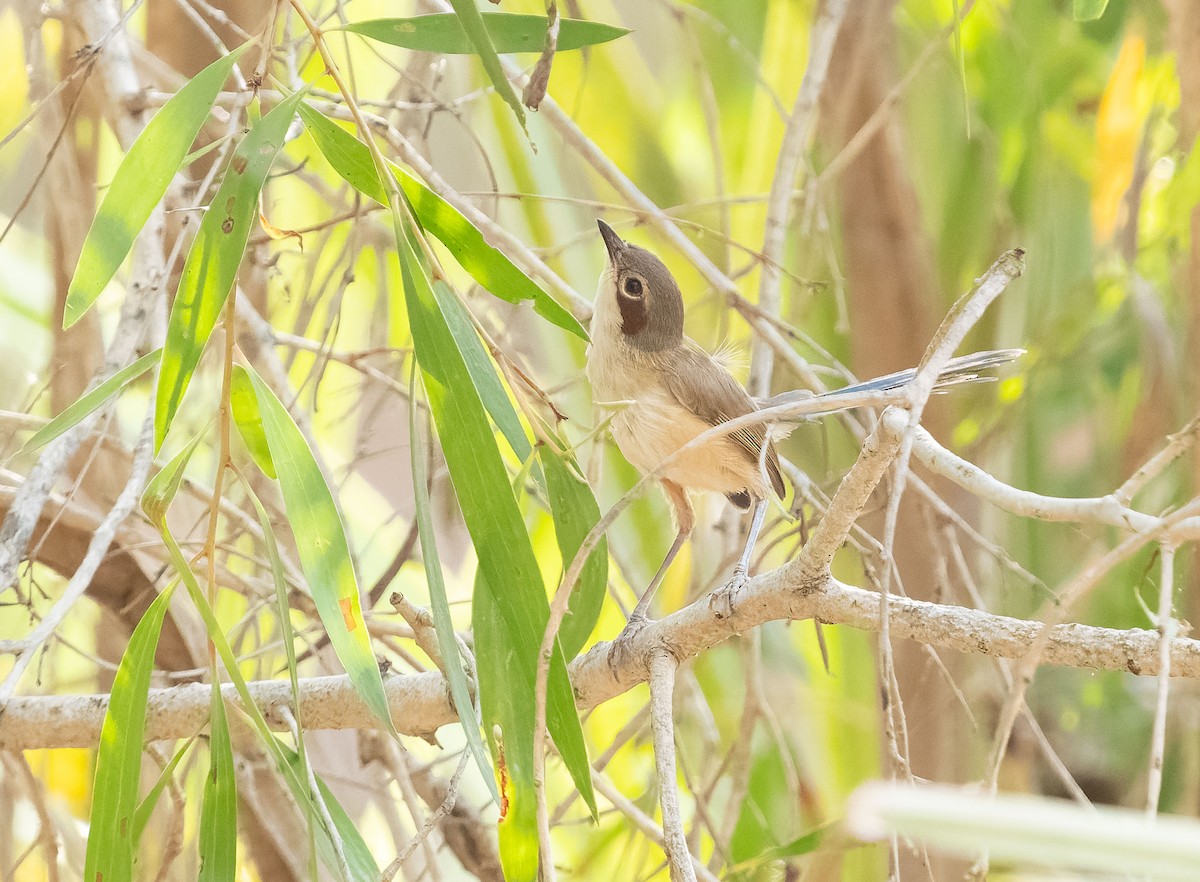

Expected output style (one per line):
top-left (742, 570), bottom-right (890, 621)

top-left (1093, 34), bottom-right (1146, 242)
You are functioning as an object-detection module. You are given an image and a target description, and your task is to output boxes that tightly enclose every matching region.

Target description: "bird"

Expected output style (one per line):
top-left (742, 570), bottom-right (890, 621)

top-left (586, 219), bottom-right (1020, 626)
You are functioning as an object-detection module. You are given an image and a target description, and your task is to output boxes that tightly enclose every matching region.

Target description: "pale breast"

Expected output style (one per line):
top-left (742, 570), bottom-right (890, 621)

top-left (609, 388), bottom-right (768, 497)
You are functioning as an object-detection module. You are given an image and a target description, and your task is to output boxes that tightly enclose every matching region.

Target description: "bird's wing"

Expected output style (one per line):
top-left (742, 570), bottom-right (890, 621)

top-left (663, 342), bottom-right (786, 499)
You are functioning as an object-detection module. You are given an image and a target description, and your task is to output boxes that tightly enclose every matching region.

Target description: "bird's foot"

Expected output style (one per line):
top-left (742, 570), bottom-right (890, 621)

top-left (709, 568), bottom-right (750, 620)
top-left (606, 612), bottom-right (652, 671)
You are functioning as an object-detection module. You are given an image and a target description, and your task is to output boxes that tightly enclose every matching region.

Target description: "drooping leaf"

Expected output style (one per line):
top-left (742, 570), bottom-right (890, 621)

top-left (475, 575), bottom-right (538, 882)
top-left (540, 440), bottom-right (607, 660)
top-left (1073, 0), bottom-right (1110, 21)
top-left (242, 482), bottom-right (318, 879)
top-left (230, 365), bottom-right (277, 478)
top-left (198, 689), bottom-right (237, 882)
top-left (132, 739), bottom-right (193, 844)
top-left (242, 365), bottom-right (395, 735)
top-left (65, 45), bottom-right (250, 328)
top-left (141, 432), bottom-right (204, 524)
top-left (410, 371), bottom-right (498, 800)
top-left (156, 520), bottom-right (376, 882)
top-left (401, 237), bottom-right (596, 815)
top-left (296, 102), bottom-right (586, 340)
top-left (83, 582), bottom-right (178, 882)
top-left (155, 86), bottom-right (310, 449)
top-left (444, 0), bottom-right (528, 133)
top-left (435, 284), bottom-right (533, 461)
top-left (340, 13), bottom-right (628, 54)
top-left (20, 348), bottom-right (161, 455)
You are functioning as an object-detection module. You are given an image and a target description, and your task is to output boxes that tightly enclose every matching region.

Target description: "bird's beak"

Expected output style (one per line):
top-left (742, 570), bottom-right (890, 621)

top-left (597, 219), bottom-right (625, 263)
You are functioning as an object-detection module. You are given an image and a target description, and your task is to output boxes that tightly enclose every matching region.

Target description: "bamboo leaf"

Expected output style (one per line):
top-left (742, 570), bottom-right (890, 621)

top-left (242, 365), bottom-right (395, 735)
top-left (83, 582), bottom-right (178, 882)
top-left (445, 0), bottom-right (528, 133)
top-left (141, 432), bottom-right (204, 524)
top-left (340, 13), bottom-right (628, 54)
top-left (65, 45), bottom-right (250, 328)
top-left (230, 365), bottom-right (277, 478)
top-left (20, 349), bottom-right (161, 455)
top-left (540, 441), bottom-right (606, 660)
top-left (198, 689), bottom-right (237, 882)
top-left (410, 371), bottom-right (499, 800)
top-left (296, 102), bottom-right (586, 340)
top-left (474, 575), bottom-right (538, 882)
top-left (401, 238), bottom-right (596, 816)
top-left (132, 739), bottom-right (193, 844)
top-left (155, 86), bottom-right (310, 449)
top-left (156, 520), bottom-right (377, 882)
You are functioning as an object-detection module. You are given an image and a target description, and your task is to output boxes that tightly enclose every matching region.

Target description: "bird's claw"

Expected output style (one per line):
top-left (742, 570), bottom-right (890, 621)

top-left (709, 569), bottom-right (749, 620)
top-left (606, 612), bottom-right (651, 670)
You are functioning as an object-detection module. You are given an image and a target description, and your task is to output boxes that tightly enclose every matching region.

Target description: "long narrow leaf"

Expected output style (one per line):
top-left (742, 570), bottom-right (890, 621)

top-left (156, 520), bottom-right (377, 881)
top-left (410, 371), bottom-right (498, 800)
top-left (339, 13), bottom-right (628, 54)
top-left (295, 103), bottom-right (587, 341)
top-left (65, 45), bottom-right (250, 328)
top-left (475, 575), bottom-right (538, 882)
top-left (540, 441), bottom-right (606, 659)
top-left (230, 366), bottom-right (278, 478)
top-left (21, 349), bottom-right (161, 455)
top-left (242, 366), bottom-right (395, 735)
top-left (445, 0), bottom-right (528, 132)
top-left (242, 481), bottom-right (318, 878)
top-left (401, 237), bottom-right (596, 815)
top-left (83, 582), bottom-right (178, 882)
top-left (198, 688), bottom-right (237, 882)
top-left (155, 86), bottom-right (310, 449)
top-left (131, 738), bottom-right (193, 844)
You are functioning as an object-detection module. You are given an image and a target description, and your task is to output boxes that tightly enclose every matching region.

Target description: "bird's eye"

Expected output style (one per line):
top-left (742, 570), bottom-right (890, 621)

top-left (623, 278), bottom-right (643, 297)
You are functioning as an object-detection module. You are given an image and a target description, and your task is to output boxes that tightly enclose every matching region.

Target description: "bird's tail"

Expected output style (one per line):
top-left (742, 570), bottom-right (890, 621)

top-left (758, 349), bottom-right (1024, 412)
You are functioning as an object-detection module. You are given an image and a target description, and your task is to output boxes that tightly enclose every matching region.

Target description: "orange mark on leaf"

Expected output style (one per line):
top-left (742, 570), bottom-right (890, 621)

top-left (232, 155), bottom-right (248, 175)
top-left (496, 739), bottom-right (510, 821)
top-left (339, 597), bottom-right (357, 631)
top-left (221, 217), bottom-right (235, 234)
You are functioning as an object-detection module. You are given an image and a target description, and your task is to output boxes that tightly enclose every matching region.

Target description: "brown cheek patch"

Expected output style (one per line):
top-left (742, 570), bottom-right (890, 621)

top-left (618, 293), bottom-right (647, 336)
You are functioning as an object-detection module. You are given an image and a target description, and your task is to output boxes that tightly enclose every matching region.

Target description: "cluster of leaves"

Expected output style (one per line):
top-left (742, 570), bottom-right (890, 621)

top-left (42, 11), bottom-right (630, 882)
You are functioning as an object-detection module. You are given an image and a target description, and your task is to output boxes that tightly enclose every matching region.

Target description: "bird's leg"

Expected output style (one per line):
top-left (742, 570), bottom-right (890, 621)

top-left (626, 480), bottom-right (694, 629)
top-left (709, 497), bottom-right (767, 620)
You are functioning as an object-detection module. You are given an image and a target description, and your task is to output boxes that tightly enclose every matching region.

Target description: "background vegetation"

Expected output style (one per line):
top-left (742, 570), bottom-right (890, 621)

top-left (3, 0), bottom-right (1200, 879)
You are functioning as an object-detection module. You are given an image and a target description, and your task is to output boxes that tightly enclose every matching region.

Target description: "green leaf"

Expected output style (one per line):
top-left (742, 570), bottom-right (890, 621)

top-left (155, 86), bottom-right (310, 450)
top-left (198, 689), bottom-right (237, 882)
top-left (65, 45), bottom-right (250, 328)
top-left (340, 13), bottom-right (628, 54)
top-left (20, 349), bottom-right (161, 455)
top-left (1073, 0), bottom-right (1109, 20)
top-left (410, 372), bottom-right (499, 801)
top-left (436, 279), bottom-right (532, 461)
top-left (141, 433), bottom-right (204, 524)
top-left (401, 238), bottom-right (596, 816)
top-left (156, 521), bottom-right (377, 882)
top-left (242, 482), bottom-right (318, 879)
top-left (851, 783), bottom-right (1200, 880)
top-left (294, 754), bottom-right (382, 881)
top-left (474, 575), bottom-right (538, 882)
top-left (83, 582), bottom-right (178, 882)
top-left (230, 365), bottom-right (277, 478)
top-left (540, 440), bottom-right (606, 660)
top-left (296, 102), bottom-right (586, 341)
top-left (445, 0), bottom-right (528, 133)
top-left (242, 365), bottom-right (394, 735)
top-left (132, 739), bottom-right (193, 844)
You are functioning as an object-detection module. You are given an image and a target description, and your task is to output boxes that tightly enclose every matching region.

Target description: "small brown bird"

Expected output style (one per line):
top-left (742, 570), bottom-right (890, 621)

top-left (587, 220), bottom-right (1019, 624)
